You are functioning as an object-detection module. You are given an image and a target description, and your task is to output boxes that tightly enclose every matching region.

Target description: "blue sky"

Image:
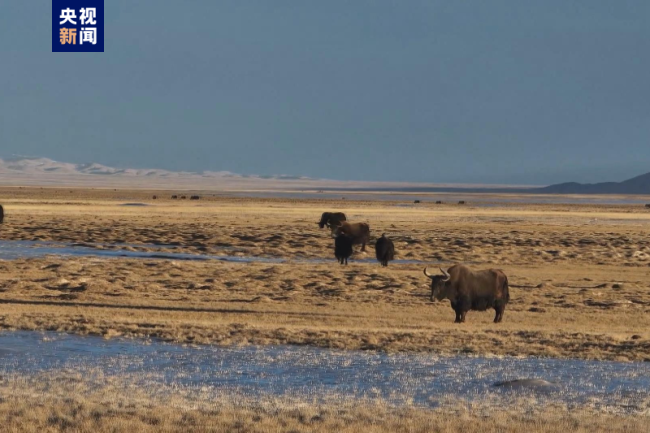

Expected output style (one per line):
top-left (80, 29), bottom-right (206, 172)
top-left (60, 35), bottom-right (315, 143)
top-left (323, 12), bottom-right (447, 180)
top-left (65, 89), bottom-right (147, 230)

top-left (1, 1), bottom-right (648, 185)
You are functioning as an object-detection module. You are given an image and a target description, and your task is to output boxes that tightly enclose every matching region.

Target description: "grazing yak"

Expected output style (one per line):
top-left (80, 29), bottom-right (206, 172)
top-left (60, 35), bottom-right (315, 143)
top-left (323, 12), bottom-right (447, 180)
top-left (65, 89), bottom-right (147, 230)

top-left (332, 221), bottom-right (370, 252)
top-left (423, 264), bottom-right (509, 323)
top-left (375, 234), bottom-right (395, 266)
top-left (0, 204), bottom-right (3, 223)
top-left (334, 234), bottom-right (354, 265)
top-left (190, 195), bottom-right (200, 200)
top-left (318, 212), bottom-right (347, 231)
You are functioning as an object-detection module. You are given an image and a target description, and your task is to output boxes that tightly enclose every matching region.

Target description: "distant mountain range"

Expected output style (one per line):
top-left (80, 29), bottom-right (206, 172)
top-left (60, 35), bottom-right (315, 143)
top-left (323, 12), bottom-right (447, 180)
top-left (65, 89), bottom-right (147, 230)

top-left (0, 157), bottom-right (323, 189)
top-left (539, 172), bottom-right (650, 195)
top-left (0, 156), bottom-right (528, 191)
top-left (0, 157), bottom-right (648, 195)
top-left (0, 157), bottom-right (312, 181)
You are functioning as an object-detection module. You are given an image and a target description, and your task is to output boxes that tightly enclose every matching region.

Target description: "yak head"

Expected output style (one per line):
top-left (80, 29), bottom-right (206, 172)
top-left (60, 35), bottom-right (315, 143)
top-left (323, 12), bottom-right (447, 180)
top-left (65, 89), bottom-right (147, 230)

top-left (330, 220), bottom-right (347, 238)
top-left (423, 267), bottom-right (451, 302)
top-left (317, 212), bottom-right (332, 229)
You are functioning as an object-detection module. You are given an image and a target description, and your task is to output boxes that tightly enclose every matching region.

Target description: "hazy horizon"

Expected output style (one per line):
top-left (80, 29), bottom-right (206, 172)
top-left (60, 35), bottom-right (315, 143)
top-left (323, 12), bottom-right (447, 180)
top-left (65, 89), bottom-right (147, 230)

top-left (1, 1), bottom-right (648, 185)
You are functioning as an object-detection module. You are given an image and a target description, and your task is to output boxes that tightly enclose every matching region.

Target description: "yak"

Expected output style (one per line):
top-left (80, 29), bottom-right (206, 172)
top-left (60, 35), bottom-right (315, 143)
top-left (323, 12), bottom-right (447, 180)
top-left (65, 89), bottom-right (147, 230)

top-left (375, 234), bottom-right (395, 266)
top-left (0, 204), bottom-right (3, 224)
top-left (423, 264), bottom-right (509, 323)
top-left (318, 212), bottom-right (347, 231)
top-left (332, 221), bottom-right (370, 252)
top-left (334, 234), bottom-right (354, 265)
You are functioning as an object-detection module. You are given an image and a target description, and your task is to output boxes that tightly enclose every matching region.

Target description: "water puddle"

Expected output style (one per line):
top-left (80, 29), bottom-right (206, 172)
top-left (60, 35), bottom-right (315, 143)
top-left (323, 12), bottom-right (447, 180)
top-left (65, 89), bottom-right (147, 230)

top-left (0, 240), bottom-right (284, 263)
top-left (0, 240), bottom-right (429, 265)
top-left (0, 331), bottom-right (648, 410)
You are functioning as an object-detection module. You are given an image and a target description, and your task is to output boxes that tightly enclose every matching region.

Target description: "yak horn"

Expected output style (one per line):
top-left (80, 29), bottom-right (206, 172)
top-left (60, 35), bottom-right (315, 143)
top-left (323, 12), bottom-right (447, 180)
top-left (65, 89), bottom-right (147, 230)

top-left (423, 267), bottom-right (435, 278)
top-left (440, 267), bottom-right (451, 281)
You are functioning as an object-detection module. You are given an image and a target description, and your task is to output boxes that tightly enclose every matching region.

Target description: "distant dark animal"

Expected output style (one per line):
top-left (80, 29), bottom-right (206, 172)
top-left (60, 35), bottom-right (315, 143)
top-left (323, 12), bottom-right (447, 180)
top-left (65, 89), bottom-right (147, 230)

top-left (171, 195), bottom-right (178, 199)
top-left (180, 196), bottom-right (187, 199)
top-left (458, 201), bottom-right (465, 205)
top-left (436, 201), bottom-right (443, 204)
top-left (332, 221), bottom-right (370, 252)
top-left (375, 234), bottom-right (395, 266)
top-left (423, 264), bottom-right (509, 323)
top-left (152, 195), bottom-right (157, 200)
top-left (414, 200), bottom-right (421, 204)
top-left (646, 204), bottom-right (650, 209)
top-left (0, 204), bottom-right (4, 224)
top-left (190, 195), bottom-right (200, 200)
top-left (317, 212), bottom-right (347, 231)
top-left (334, 234), bottom-right (354, 265)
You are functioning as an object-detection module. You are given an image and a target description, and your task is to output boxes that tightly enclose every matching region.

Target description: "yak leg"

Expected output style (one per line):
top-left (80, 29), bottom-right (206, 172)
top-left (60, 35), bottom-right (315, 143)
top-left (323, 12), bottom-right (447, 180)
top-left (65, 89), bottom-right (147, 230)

top-left (454, 299), bottom-right (469, 323)
top-left (494, 304), bottom-right (505, 323)
top-left (452, 303), bottom-right (462, 323)
top-left (360, 242), bottom-right (366, 252)
top-left (493, 307), bottom-right (502, 323)
top-left (450, 302), bottom-right (461, 323)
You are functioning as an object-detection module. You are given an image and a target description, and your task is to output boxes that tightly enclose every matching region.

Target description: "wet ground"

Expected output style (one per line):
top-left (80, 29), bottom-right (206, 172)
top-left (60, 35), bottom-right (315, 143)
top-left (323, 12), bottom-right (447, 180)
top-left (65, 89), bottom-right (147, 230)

top-left (0, 331), bottom-right (648, 411)
top-left (0, 240), bottom-right (430, 265)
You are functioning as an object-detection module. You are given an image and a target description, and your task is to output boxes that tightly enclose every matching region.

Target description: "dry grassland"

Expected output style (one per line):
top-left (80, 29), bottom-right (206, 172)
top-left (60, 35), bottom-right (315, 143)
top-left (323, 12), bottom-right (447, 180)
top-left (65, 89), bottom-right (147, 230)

top-left (1, 187), bottom-right (650, 431)
top-left (0, 373), bottom-right (647, 433)
top-left (1, 188), bottom-right (649, 361)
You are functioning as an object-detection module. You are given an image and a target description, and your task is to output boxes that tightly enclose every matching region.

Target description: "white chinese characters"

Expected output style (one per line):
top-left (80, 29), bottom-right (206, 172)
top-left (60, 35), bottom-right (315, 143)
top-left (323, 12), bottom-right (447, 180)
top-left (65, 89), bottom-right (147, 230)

top-left (59, 8), bottom-right (77, 25)
top-left (80, 28), bottom-right (97, 45)
top-left (80, 8), bottom-right (97, 25)
top-left (58, 6), bottom-right (99, 48)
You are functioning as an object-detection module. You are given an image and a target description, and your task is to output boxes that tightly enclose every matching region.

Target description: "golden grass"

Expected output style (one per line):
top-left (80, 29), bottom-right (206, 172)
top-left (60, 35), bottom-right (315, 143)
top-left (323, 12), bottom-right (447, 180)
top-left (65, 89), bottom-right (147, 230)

top-left (1, 188), bottom-right (650, 431)
top-left (0, 373), bottom-right (648, 433)
top-left (0, 258), bottom-right (649, 361)
top-left (0, 188), bottom-right (648, 361)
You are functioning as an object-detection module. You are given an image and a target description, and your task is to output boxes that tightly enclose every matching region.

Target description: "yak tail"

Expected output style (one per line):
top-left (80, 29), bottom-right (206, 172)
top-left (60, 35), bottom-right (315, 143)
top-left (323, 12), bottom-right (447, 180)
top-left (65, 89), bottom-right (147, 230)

top-left (503, 276), bottom-right (510, 302)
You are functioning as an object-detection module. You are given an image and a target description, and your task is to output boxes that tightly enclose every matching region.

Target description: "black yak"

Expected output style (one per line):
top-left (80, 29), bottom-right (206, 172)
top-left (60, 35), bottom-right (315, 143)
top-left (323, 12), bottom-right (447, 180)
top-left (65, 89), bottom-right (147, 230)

top-left (318, 212), bottom-right (347, 231)
top-left (334, 234), bottom-right (354, 265)
top-left (375, 234), bottom-right (395, 266)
